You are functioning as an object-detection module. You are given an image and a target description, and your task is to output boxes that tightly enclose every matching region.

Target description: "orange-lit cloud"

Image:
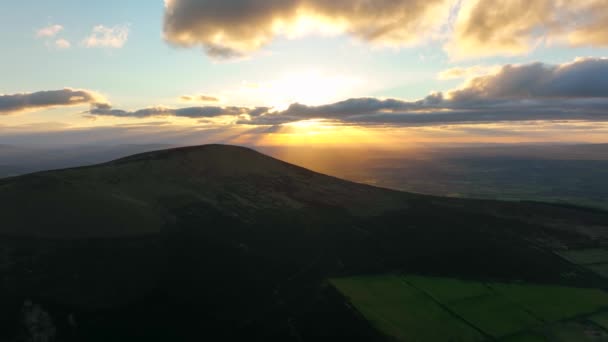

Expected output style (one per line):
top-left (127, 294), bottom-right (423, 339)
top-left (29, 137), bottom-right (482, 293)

top-left (437, 65), bottom-right (500, 80)
top-left (163, 0), bottom-right (608, 59)
top-left (180, 95), bottom-right (220, 103)
top-left (163, 0), bottom-right (455, 58)
top-left (447, 0), bottom-right (608, 59)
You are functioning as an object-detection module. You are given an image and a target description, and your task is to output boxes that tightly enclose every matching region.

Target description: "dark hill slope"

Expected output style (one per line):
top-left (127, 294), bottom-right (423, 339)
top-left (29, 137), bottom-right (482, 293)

top-left (0, 145), bottom-right (411, 238)
top-left (0, 145), bottom-right (607, 341)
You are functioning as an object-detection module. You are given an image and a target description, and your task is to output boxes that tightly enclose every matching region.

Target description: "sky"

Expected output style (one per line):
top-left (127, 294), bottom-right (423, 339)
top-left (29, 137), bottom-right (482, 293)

top-left (1, 0), bottom-right (608, 148)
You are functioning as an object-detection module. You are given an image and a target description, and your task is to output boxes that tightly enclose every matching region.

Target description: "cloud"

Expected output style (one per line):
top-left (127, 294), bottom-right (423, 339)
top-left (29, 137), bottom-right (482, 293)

top-left (437, 65), bottom-right (501, 80)
top-left (447, 58), bottom-right (608, 102)
top-left (11, 58), bottom-right (608, 130)
top-left (161, 0), bottom-right (608, 59)
top-left (240, 58), bottom-right (608, 126)
top-left (54, 39), bottom-right (71, 49)
top-left (88, 103), bottom-right (270, 119)
top-left (447, 0), bottom-right (608, 59)
top-left (36, 25), bottom-right (63, 38)
top-left (83, 24), bottom-right (130, 48)
top-left (163, 0), bottom-right (455, 58)
top-left (0, 89), bottom-right (107, 115)
top-left (180, 95), bottom-right (220, 103)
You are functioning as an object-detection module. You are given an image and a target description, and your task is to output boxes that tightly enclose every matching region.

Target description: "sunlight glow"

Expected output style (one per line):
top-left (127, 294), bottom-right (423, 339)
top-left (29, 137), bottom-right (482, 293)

top-left (235, 70), bottom-right (363, 110)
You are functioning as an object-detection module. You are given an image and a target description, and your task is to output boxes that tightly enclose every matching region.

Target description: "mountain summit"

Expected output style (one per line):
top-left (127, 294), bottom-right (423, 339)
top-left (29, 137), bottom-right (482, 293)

top-left (0, 144), bottom-right (409, 238)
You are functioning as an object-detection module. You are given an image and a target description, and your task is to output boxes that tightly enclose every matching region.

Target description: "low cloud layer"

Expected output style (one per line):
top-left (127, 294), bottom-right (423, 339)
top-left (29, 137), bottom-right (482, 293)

top-left (240, 58), bottom-right (608, 126)
top-left (0, 89), bottom-right (105, 115)
top-left (163, 0), bottom-right (608, 59)
top-left (89, 103), bottom-right (269, 119)
top-left (12, 58), bottom-right (608, 129)
top-left (448, 58), bottom-right (608, 102)
top-left (163, 0), bottom-right (453, 58)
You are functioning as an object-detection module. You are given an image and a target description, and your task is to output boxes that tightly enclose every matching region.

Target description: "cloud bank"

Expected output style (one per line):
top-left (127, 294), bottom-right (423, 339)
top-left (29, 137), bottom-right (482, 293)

top-left (89, 103), bottom-right (269, 119)
top-left (12, 58), bottom-right (608, 129)
top-left (240, 58), bottom-right (608, 126)
top-left (163, 0), bottom-right (454, 58)
top-left (163, 0), bottom-right (608, 59)
top-left (0, 89), bottom-right (106, 115)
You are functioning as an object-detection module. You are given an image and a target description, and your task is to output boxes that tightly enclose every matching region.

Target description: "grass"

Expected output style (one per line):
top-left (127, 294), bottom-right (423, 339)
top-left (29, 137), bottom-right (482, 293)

top-left (406, 275), bottom-right (541, 338)
top-left (331, 275), bottom-right (608, 341)
top-left (499, 332), bottom-right (547, 342)
top-left (490, 283), bottom-right (608, 322)
top-left (448, 294), bottom-right (541, 338)
top-left (405, 275), bottom-right (492, 303)
top-left (545, 321), bottom-right (608, 342)
top-left (330, 275), bottom-right (484, 341)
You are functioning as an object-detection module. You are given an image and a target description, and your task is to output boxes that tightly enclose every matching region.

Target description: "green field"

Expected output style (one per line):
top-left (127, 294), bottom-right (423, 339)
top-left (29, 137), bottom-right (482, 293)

top-left (330, 275), bottom-right (484, 341)
top-left (546, 321), bottom-right (608, 341)
top-left (491, 283), bottom-right (608, 322)
top-left (406, 275), bottom-right (492, 303)
top-left (448, 294), bottom-right (540, 338)
top-left (500, 332), bottom-right (547, 342)
top-left (331, 275), bottom-right (608, 341)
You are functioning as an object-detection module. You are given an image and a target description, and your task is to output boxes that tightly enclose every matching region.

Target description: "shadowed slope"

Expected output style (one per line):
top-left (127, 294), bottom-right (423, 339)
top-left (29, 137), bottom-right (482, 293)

top-left (0, 145), bottom-right (411, 238)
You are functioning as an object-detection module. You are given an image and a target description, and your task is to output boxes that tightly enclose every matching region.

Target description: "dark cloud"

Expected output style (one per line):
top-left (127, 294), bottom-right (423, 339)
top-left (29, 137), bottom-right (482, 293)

top-left (449, 58), bottom-right (608, 103)
top-left (0, 89), bottom-right (105, 115)
top-left (88, 103), bottom-right (271, 119)
top-left (242, 100), bottom-right (608, 127)
top-left (163, 0), bottom-right (452, 58)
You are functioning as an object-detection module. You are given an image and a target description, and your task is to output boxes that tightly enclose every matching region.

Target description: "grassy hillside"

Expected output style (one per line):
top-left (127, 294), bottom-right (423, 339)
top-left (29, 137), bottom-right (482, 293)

top-left (0, 144), bottom-right (607, 341)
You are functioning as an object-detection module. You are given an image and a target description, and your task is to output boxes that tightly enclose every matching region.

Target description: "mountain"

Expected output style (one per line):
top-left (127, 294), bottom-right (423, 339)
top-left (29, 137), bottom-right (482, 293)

top-left (1, 145), bottom-right (607, 341)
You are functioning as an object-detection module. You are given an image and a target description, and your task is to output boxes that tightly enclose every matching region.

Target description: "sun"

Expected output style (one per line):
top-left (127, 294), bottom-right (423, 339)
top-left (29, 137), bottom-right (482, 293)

top-left (275, 70), bottom-right (362, 109)
top-left (238, 69), bottom-right (363, 110)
